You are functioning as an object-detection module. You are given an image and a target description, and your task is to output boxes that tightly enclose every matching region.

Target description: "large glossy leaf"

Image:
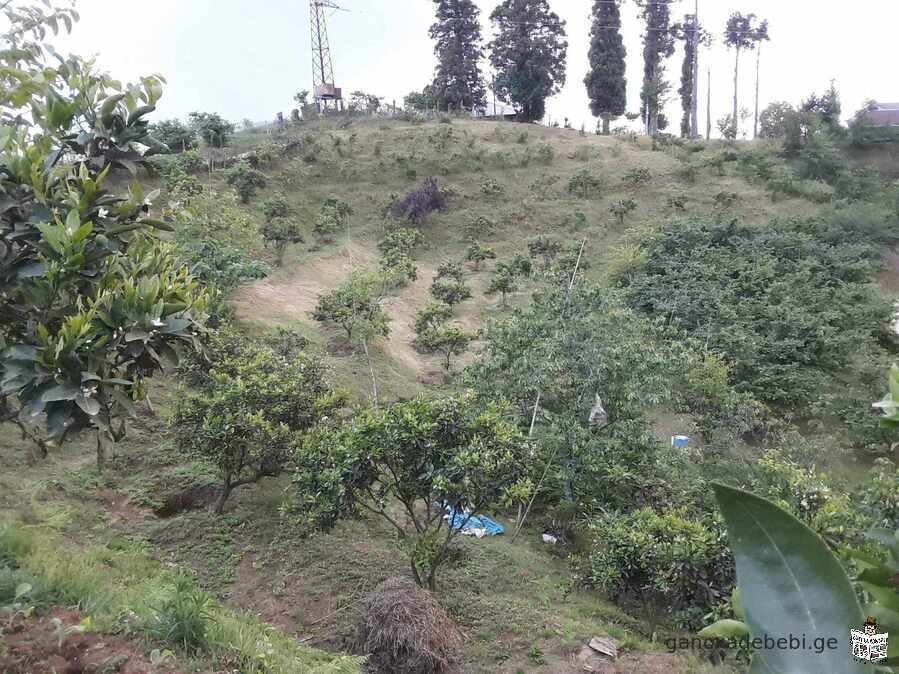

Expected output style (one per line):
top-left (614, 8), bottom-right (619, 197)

top-left (712, 483), bottom-right (870, 674)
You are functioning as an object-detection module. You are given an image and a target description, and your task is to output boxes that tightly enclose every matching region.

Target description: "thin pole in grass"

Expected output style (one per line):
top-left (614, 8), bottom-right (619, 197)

top-left (511, 237), bottom-right (587, 543)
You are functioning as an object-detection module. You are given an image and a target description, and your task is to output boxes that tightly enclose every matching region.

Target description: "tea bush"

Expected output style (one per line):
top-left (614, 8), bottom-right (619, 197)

top-left (567, 169), bottom-right (604, 199)
top-left (314, 198), bottom-right (353, 242)
top-left (581, 508), bottom-right (733, 628)
top-left (225, 161), bottom-right (267, 203)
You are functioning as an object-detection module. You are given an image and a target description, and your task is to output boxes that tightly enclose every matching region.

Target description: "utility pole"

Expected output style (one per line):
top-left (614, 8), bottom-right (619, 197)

top-left (691, 0), bottom-right (700, 136)
top-left (706, 67), bottom-right (711, 140)
top-left (310, 1), bottom-right (346, 113)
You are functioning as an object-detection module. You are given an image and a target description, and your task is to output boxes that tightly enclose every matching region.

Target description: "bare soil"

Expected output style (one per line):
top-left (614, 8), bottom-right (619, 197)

top-left (0, 609), bottom-right (179, 674)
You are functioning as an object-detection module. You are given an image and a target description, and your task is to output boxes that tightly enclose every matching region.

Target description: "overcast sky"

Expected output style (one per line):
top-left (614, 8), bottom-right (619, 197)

top-left (51, 0), bottom-right (899, 137)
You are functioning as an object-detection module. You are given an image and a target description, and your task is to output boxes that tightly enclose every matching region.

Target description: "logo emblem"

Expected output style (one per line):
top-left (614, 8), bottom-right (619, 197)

top-left (851, 616), bottom-right (889, 662)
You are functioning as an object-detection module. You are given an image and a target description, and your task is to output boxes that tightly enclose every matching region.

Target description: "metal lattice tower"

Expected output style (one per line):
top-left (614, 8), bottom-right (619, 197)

top-left (310, 0), bottom-right (344, 112)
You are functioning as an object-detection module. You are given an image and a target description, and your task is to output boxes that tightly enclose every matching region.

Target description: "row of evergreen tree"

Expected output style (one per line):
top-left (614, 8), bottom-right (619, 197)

top-left (426, 0), bottom-right (769, 137)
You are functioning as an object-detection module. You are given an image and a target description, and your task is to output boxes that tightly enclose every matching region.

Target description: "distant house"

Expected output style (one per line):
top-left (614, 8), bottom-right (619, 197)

top-left (864, 102), bottom-right (899, 127)
top-left (472, 102), bottom-right (518, 121)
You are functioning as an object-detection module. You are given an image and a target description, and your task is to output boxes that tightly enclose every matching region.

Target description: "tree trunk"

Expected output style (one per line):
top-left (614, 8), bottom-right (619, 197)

top-left (214, 478), bottom-right (232, 515)
top-left (410, 559), bottom-right (423, 587)
top-left (706, 68), bottom-right (712, 140)
top-left (602, 116), bottom-right (610, 135)
top-left (733, 47), bottom-right (740, 135)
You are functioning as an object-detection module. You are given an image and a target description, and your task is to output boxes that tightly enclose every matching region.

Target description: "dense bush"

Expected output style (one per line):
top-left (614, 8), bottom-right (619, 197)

top-left (378, 227), bottom-right (422, 284)
top-left (426, 261), bottom-right (468, 307)
top-left (0, 41), bottom-right (207, 463)
top-left (225, 161), bottom-right (267, 203)
top-left (390, 177), bottom-right (448, 225)
top-left (151, 119), bottom-right (197, 152)
top-left (567, 169), bottom-right (604, 198)
top-left (172, 340), bottom-right (343, 513)
top-left (261, 218), bottom-right (303, 265)
top-left (314, 198), bottom-right (353, 242)
top-left (624, 216), bottom-right (894, 408)
top-left (464, 241), bottom-right (496, 269)
top-left (261, 195), bottom-right (291, 221)
top-left (313, 270), bottom-right (391, 343)
top-left (290, 395), bottom-right (528, 590)
top-left (188, 111), bottom-right (235, 148)
top-left (582, 508), bottom-right (733, 628)
top-left (622, 167), bottom-right (652, 187)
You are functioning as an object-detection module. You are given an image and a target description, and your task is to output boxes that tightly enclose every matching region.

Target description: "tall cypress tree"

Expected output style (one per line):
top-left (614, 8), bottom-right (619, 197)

top-left (429, 0), bottom-right (487, 112)
top-left (636, 0), bottom-right (676, 136)
top-left (674, 14), bottom-right (706, 138)
top-left (488, 0), bottom-right (568, 123)
top-left (584, 0), bottom-right (627, 135)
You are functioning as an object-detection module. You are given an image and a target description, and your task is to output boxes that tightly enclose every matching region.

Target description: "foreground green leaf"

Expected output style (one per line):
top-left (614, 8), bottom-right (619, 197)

top-left (713, 483), bottom-right (870, 674)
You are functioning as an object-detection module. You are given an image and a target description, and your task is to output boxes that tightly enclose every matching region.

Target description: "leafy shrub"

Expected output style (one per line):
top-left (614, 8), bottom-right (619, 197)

top-left (625, 216), bottom-right (893, 408)
top-left (414, 302), bottom-right (454, 337)
top-left (290, 395), bottom-right (528, 590)
top-left (357, 576), bottom-right (462, 674)
top-left (463, 215), bottom-right (496, 239)
top-left (415, 322), bottom-right (477, 371)
top-left (567, 169), bottom-right (604, 198)
top-left (464, 241), bottom-right (496, 269)
top-left (480, 176), bottom-right (504, 197)
top-left (430, 261), bottom-right (471, 307)
top-left (188, 111), bottom-right (235, 148)
top-left (314, 198), bottom-right (353, 242)
top-left (225, 161), bottom-right (267, 203)
top-left (610, 199), bottom-right (638, 225)
top-left (172, 340), bottom-right (343, 513)
top-left (313, 270), bottom-right (392, 343)
top-left (582, 508), bottom-right (733, 627)
top-left (529, 174), bottom-right (559, 200)
top-left (151, 119), bottom-right (197, 152)
top-left (622, 167), bottom-right (652, 187)
top-left (148, 576), bottom-right (215, 654)
top-left (261, 218), bottom-right (303, 265)
top-left (390, 177), bottom-right (448, 225)
top-left (261, 195), bottom-right (290, 221)
top-left (378, 227), bottom-right (421, 285)
top-left (527, 235), bottom-right (562, 270)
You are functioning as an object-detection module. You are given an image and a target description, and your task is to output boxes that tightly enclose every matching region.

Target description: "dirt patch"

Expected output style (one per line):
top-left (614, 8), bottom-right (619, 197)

top-left (0, 608), bottom-right (180, 674)
top-left (152, 484), bottom-right (218, 518)
top-left (228, 556), bottom-right (298, 635)
top-left (101, 491), bottom-right (153, 526)
top-left (496, 647), bottom-right (686, 674)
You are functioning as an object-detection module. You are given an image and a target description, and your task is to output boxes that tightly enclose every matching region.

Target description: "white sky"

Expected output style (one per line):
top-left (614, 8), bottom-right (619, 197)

top-left (52, 0), bottom-right (899, 137)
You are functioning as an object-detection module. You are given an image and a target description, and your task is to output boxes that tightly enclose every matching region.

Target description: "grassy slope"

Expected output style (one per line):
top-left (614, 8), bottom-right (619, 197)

top-left (228, 118), bottom-right (818, 404)
top-left (1, 118), bottom-right (845, 673)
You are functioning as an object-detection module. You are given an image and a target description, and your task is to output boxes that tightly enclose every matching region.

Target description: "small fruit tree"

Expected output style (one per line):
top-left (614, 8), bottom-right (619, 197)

top-left (0, 2), bottom-right (207, 465)
top-left (291, 394), bottom-right (529, 590)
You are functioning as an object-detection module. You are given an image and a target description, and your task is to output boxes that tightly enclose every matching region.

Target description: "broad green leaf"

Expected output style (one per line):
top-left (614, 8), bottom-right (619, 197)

top-left (698, 619), bottom-right (750, 639)
top-left (41, 382), bottom-right (80, 402)
top-left (14, 582), bottom-right (32, 600)
top-left (712, 483), bottom-right (869, 674)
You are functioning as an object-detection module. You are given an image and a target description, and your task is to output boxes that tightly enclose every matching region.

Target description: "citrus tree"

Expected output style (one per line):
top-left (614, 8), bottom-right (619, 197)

top-left (290, 394), bottom-right (529, 591)
top-left (0, 3), bottom-right (207, 465)
top-left (172, 341), bottom-right (344, 513)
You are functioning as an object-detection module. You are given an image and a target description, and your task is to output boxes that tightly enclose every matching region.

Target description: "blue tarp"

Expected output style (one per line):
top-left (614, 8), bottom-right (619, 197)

top-left (443, 505), bottom-right (504, 537)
